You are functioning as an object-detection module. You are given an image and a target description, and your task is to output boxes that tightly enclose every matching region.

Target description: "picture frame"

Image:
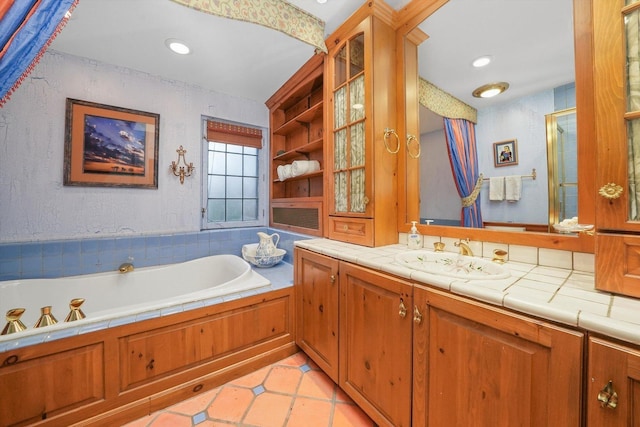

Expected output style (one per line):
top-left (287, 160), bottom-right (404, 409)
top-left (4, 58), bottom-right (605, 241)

top-left (64, 98), bottom-right (160, 188)
top-left (493, 139), bottom-right (518, 167)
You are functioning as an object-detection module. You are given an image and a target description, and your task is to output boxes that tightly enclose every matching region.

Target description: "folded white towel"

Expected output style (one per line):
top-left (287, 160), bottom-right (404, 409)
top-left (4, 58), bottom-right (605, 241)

top-left (505, 175), bottom-right (522, 201)
top-left (291, 160), bottom-right (320, 177)
top-left (489, 177), bottom-right (505, 201)
top-left (277, 164), bottom-right (293, 181)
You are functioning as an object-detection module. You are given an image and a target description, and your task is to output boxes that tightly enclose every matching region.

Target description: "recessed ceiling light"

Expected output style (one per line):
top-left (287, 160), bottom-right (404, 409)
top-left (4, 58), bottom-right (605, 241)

top-left (472, 82), bottom-right (509, 98)
top-left (472, 56), bottom-right (492, 68)
top-left (317, 0), bottom-right (327, 3)
top-left (165, 39), bottom-right (191, 55)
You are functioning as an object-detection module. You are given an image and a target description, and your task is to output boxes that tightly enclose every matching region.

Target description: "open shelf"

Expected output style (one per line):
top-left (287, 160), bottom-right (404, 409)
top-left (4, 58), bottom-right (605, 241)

top-left (273, 100), bottom-right (323, 136)
top-left (273, 169), bottom-right (324, 183)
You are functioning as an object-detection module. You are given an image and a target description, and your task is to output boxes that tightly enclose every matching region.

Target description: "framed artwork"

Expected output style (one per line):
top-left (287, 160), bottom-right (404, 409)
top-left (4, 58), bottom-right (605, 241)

top-left (64, 98), bottom-right (160, 188)
top-left (493, 139), bottom-right (518, 167)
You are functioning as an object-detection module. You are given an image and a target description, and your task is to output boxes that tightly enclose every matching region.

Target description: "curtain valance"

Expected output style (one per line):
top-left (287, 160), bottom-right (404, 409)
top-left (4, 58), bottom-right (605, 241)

top-left (419, 77), bottom-right (477, 124)
top-left (206, 120), bottom-right (263, 149)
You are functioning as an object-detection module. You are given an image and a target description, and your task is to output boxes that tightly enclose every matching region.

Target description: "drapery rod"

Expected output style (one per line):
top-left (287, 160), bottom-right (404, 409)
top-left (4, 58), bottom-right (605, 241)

top-left (482, 168), bottom-right (537, 181)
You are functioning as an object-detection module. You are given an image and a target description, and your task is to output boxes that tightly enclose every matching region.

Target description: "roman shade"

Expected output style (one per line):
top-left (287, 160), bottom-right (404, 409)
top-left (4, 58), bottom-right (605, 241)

top-left (206, 120), bottom-right (263, 149)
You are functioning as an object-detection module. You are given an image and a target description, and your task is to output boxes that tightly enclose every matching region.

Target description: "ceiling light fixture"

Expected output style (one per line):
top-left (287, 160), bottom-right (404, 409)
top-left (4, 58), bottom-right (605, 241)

top-left (472, 82), bottom-right (509, 98)
top-left (317, 0), bottom-right (327, 3)
top-left (472, 55), bottom-right (492, 68)
top-left (165, 39), bottom-right (191, 55)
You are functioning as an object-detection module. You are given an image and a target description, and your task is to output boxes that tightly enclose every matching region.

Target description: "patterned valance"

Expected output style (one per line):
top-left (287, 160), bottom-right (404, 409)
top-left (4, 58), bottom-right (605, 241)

top-left (419, 77), bottom-right (477, 124)
top-left (170, 0), bottom-right (327, 53)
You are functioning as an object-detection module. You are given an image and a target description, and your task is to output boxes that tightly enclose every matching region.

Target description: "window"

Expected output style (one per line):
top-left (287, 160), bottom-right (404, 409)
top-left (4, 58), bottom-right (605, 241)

top-left (202, 118), bottom-right (267, 228)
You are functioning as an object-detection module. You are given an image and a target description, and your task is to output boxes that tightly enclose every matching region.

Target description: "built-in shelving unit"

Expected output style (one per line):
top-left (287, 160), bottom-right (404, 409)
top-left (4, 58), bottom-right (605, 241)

top-left (265, 54), bottom-right (325, 236)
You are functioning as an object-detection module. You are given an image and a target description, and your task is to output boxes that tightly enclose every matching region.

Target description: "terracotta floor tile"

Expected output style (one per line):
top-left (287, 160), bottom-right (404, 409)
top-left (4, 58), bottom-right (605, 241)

top-left (168, 388), bottom-right (219, 416)
top-left (207, 385), bottom-right (255, 423)
top-left (147, 412), bottom-right (193, 427)
top-left (297, 369), bottom-right (336, 400)
top-left (278, 352), bottom-right (308, 367)
top-left (229, 365), bottom-right (271, 388)
top-left (242, 392), bottom-right (294, 427)
top-left (263, 365), bottom-right (303, 394)
top-left (286, 396), bottom-right (333, 427)
top-left (331, 402), bottom-right (374, 427)
top-left (334, 387), bottom-right (352, 403)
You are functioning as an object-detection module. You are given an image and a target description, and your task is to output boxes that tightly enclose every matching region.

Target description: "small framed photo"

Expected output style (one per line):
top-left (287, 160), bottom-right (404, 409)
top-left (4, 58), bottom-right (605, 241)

top-left (64, 98), bottom-right (160, 188)
top-left (493, 139), bottom-right (518, 167)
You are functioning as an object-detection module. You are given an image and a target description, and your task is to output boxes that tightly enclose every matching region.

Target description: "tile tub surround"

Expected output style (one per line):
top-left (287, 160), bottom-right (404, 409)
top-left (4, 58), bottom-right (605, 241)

top-left (295, 238), bottom-right (640, 346)
top-left (0, 262), bottom-right (293, 353)
top-left (0, 227), bottom-right (311, 281)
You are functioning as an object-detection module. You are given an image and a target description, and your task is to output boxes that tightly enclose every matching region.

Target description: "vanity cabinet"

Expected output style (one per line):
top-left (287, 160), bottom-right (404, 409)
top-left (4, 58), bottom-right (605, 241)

top-left (266, 54), bottom-right (325, 236)
top-left (325, 2), bottom-right (399, 247)
top-left (412, 285), bottom-right (584, 426)
top-left (587, 336), bottom-right (640, 426)
top-left (593, 0), bottom-right (640, 297)
top-left (338, 261), bottom-right (413, 427)
top-left (294, 248), bottom-right (339, 381)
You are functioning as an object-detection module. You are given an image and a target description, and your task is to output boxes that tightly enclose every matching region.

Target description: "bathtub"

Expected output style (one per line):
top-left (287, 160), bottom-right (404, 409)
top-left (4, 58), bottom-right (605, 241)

top-left (0, 254), bottom-right (271, 346)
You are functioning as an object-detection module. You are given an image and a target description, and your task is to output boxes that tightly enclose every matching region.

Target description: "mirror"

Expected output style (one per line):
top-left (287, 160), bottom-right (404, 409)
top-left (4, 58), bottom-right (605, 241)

top-left (398, 0), bottom-right (594, 252)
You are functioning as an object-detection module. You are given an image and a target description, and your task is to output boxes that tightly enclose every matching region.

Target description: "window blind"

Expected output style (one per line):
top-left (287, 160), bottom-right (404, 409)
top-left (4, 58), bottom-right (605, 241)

top-left (206, 120), bottom-right (263, 149)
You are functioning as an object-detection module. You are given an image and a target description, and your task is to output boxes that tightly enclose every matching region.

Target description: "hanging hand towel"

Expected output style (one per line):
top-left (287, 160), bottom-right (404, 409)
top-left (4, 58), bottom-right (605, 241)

top-left (489, 177), bottom-right (505, 201)
top-left (505, 175), bottom-right (522, 201)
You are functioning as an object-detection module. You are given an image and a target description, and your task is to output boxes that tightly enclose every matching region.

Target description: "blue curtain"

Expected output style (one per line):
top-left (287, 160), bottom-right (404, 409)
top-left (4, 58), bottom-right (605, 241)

top-left (0, 0), bottom-right (78, 106)
top-left (444, 117), bottom-right (483, 227)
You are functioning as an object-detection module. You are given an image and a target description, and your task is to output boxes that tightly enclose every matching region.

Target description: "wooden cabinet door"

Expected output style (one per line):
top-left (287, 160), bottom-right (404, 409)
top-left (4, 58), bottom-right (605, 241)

top-left (294, 248), bottom-right (339, 381)
top-left (593, 0), bottom-right (640, 296)
top-left (413, 286), bottom-right (583, 427)
top-left (593, 0), bottom-right (640, 232)
top-left (339, 261), bottom-right (413, 427)
top-left (587, 337), bottom-right (640, 426)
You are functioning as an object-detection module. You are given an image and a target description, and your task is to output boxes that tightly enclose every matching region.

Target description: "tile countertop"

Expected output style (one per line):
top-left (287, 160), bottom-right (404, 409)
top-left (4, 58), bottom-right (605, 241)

top-left (295, 239), bottom-right (640, 347)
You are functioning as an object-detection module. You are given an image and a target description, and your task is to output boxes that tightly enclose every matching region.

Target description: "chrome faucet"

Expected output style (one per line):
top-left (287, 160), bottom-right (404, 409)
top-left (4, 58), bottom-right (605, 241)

top-left (118, 262), bottom-right (134, 273)
top-left (454, 239), bottom-right (474, 257)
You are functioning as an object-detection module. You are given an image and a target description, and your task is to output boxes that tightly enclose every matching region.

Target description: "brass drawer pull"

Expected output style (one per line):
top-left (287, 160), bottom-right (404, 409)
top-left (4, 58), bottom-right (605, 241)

top-left (399, 299), bottom-right (407, 318)
top-left (413, 305), bottom-right (423, 324)
top-left (597, 380), bottom-right (618, 409)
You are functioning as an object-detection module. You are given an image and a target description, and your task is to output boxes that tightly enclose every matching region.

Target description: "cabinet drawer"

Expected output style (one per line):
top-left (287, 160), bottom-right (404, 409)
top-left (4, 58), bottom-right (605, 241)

top-left (596, 233), bottom-right (640, 298)
top-left (327, 216), bottom-right (373, 246)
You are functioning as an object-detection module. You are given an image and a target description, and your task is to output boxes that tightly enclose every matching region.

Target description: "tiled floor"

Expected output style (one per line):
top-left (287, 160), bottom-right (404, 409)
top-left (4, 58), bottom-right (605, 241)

top-left (123, 352), bottom-right (375, 427)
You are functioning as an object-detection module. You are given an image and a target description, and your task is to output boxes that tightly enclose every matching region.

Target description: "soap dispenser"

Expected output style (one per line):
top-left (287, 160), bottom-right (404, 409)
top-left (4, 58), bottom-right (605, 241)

top-left (408, 221), bottom-right (422, 249)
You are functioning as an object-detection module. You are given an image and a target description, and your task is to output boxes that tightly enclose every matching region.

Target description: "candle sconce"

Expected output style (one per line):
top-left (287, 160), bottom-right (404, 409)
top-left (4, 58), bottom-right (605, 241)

top-left (170, 145), bottom-right (195, 184)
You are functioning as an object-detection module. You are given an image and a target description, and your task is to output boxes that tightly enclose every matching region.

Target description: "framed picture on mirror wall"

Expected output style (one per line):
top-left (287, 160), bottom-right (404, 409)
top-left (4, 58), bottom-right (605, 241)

top-left (493, 139), bottom-right (518, 167)
top-left (64, 98), bottom-right (160, 188)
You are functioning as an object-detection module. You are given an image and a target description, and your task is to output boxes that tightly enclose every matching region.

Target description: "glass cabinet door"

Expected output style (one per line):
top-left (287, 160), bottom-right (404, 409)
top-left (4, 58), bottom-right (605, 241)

top-left (332, 33), bottom-right (367, 215)
top-left (595, 0), bottom-right (640, 231)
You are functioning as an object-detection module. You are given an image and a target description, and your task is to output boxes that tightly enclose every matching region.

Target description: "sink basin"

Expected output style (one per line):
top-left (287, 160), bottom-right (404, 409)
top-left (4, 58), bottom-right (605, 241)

top-left (395, 251), bottom-right (510, 280)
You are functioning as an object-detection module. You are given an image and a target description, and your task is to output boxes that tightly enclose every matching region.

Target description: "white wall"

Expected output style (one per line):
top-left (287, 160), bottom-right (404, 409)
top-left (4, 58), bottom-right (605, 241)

top-left (0, 51), bottom-right (268, 243)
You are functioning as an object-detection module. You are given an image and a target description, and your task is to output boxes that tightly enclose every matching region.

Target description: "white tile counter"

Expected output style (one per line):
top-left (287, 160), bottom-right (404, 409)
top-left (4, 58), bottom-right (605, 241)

top-left (295, 238), bottom-right (640, 346)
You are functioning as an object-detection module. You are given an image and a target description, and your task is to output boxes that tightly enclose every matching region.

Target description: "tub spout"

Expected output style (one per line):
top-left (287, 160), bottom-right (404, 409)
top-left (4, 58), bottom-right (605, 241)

top-left (119, 262), bottom-right (134, 273)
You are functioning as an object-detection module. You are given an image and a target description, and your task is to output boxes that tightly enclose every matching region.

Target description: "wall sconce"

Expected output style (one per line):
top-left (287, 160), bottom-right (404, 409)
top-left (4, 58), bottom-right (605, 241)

top-left (170, 145), bottom-right (195, 184)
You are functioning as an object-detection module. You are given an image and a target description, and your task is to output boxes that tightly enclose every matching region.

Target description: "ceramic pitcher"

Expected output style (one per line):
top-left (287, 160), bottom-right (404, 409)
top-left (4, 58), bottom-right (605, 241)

top-left (255, 232), bottom-right (280, 257)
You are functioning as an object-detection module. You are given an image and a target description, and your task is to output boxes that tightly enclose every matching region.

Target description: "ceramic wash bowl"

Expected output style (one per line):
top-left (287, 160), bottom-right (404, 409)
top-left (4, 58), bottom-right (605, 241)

top-left (395, 251), bottom-right (510, 280)
top-left (242, 243), bottom-right (286, 268)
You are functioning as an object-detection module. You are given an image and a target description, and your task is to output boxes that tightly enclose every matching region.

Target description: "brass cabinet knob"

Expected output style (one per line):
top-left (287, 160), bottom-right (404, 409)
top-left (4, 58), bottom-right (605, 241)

top-left (413, 305), bottom-right (423, 324)
top-left (599, 183), bottom-right (623, 200)
top-left (399, 299), bottom-right (407, 318)
top-left (597, 380), bottom-right (618, 409)
top-left (330, 275), bottom-right (336, 284)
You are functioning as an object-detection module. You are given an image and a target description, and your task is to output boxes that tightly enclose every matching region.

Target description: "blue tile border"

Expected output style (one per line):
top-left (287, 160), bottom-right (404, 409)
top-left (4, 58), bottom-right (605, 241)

top-left (0, 227), bottom-right (312, 281)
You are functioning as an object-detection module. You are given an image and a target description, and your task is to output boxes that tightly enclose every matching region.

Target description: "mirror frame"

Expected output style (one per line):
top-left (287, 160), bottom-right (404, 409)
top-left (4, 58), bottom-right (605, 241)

top-left (395, 0), bottom-right (595, 253)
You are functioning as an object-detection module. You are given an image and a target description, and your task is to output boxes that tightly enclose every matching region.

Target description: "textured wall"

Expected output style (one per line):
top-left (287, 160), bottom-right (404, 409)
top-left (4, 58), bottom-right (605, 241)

top-left (0, 51), bottom-right (268, 243)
